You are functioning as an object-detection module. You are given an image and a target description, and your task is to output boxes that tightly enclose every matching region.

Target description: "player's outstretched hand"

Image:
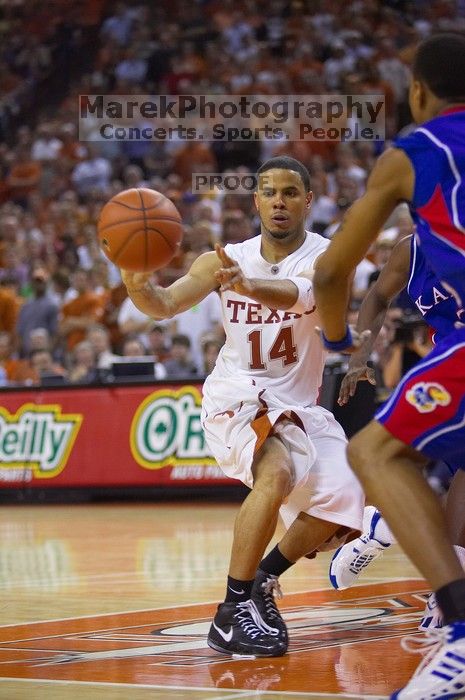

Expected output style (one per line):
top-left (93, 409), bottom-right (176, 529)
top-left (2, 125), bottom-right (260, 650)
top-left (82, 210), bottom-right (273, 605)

top-left (215, 243), bottom-right (254, 296)
top-left (121, 269), bottom-right (154, 293)
top-left (337, 364), bottom-right (376, 406)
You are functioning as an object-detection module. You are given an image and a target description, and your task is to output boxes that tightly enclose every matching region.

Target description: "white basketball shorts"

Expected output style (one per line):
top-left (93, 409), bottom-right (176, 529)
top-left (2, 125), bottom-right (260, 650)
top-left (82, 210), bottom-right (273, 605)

top-left (202, 374), bottom-right (364, 537)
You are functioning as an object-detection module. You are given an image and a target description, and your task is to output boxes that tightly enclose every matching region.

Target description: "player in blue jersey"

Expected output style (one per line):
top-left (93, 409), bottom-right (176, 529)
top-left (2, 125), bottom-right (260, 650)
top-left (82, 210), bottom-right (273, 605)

top-left (313, 33), bottom-right (465, 699)
top-left (327, 233), bottom-right (465, 630)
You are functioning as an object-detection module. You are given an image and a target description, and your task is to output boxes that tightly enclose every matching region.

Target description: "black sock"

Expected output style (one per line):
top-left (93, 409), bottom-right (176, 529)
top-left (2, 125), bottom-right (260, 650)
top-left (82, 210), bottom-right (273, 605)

top-left (225, 576), bottom-right (254, 603)
top-left (436, 579), bottom-right (465, 625)
top-left (259, 545), bottom-right (294, 577)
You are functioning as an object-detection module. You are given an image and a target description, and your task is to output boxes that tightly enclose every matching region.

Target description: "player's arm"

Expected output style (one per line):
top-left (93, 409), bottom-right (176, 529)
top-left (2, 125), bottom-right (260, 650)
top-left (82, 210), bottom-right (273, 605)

top-left (349, 235), bottom-right (412, 363)
top-left (313, 147), bottom-right (414, 350)
top-left (121, 251), bottom-right (221, 319)
top-left (214, 244), bottom-right (313, 312)
top-left (338, 235), bottom-right (411, 404)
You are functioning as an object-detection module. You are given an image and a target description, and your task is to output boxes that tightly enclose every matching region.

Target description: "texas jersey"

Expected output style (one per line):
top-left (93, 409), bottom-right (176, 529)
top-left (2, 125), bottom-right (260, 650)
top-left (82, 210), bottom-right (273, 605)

top-left (407, 235), bottom-right (464, 341)
top-left (394, 107), bottom-right (465, 315)
top-left (211, 231), bottom-right (329, 406)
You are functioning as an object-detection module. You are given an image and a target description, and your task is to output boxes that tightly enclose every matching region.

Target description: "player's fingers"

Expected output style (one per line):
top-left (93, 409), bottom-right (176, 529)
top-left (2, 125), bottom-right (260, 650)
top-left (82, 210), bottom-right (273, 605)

top-left (215, 243), bottom-right (235, 267)
top-left (215, 266), bottom-right (240, 281)
top-left (214, 243), bottom-right (229, 266)
top-left (215, 268), bottom-right (239, 286)
top-left (224, 271), bottom-right (242, 286)
top-left (338, 378), bottom-right (350, 405)
top-left (220, 279), bottom-right (239, 291)
top-left (121, 270), bottom-right (150, 286)
top-left (225, 272), bottom-right (245, 291)
top-left (358, 329), bottom-right (372, 348)
top-left (348, 374), bottom-right (360, 396)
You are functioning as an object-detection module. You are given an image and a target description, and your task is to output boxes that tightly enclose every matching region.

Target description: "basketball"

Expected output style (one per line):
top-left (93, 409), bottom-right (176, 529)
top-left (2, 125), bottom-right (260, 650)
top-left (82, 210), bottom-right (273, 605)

top-left (97, 188), bottom-right (183, 272)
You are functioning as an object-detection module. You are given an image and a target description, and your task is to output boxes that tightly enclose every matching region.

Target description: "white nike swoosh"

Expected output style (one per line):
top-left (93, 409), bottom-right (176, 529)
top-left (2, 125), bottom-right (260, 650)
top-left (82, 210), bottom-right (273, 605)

top-left (213, 622), bottom-right (233, 642)
top-left (227, 586), bottom-right (245, 594)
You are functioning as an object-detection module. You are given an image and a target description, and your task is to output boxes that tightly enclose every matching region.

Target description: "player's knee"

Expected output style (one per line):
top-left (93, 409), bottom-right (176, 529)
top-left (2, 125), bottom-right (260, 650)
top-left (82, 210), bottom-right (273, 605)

top-left (253, 462), bottom-right (293, 500)
top-left (252, 436), bottom-right (293, 498)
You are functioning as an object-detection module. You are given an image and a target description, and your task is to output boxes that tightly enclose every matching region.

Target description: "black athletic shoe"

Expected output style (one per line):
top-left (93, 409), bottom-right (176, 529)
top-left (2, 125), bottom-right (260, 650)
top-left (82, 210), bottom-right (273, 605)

top-left (207, 599), bottom-right (287, 657)
top-left (251, 569), bottom-right (288, 649)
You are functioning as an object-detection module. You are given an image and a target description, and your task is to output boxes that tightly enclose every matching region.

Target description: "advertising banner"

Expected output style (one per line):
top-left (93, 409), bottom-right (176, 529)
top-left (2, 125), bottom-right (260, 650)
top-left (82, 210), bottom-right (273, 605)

top-left (0, 383), bottom-right (230, 489)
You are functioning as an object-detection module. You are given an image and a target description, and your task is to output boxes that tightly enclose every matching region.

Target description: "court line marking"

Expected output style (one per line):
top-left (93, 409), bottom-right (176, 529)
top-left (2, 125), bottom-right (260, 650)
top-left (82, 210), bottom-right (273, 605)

top-left (0, 677), bottom-right (387, 698)
top-left (0, 589), bottom-right (426, 648)
top-left (0, 577), bottom-right (423, 629)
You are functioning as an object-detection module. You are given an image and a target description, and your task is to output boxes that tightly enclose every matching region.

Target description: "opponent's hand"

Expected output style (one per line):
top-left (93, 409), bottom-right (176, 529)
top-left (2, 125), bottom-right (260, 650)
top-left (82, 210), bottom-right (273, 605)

top-left (215, 243), bottom-right (254, 295)
top-left (337, 364), bottom-right (376, 405)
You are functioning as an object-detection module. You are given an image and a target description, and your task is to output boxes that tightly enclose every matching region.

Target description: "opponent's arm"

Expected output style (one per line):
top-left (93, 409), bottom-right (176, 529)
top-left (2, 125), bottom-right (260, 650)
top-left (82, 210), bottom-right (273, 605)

top-left (121, 251), bottom-right (221, 319)
top-left (313, 148), bottom-right (414, 348)
top-left (349, 235), bottom-right (412, 364)
top-left (338, 235), bottom-right (411, 404)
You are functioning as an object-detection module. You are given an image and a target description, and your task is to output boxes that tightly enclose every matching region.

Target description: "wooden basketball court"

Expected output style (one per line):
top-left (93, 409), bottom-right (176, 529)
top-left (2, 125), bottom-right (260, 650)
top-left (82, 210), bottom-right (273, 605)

top-left (0, 501), bottom-right (426, 699)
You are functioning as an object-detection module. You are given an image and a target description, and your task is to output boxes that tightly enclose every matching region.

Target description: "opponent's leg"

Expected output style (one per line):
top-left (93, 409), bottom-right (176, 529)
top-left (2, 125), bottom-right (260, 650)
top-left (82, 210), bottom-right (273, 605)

top-left (420, 469), bottom-right (465, 630)
top-left (348, 422), bottom-right (465, 700)
top-left (446, 468), bottom-right (465, 548)
top-left (348, 421), bottom-right (465, 591)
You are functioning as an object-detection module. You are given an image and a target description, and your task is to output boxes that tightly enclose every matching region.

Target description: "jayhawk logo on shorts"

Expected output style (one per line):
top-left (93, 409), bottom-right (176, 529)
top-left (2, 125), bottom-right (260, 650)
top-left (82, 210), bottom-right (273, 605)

top-left (406, 382), bottom-right (451, 413)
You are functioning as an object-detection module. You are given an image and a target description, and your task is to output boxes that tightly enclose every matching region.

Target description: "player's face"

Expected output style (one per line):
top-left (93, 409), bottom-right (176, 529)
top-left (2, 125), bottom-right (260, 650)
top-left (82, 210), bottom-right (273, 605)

top-left (254, 169), bottom-right (312, 244)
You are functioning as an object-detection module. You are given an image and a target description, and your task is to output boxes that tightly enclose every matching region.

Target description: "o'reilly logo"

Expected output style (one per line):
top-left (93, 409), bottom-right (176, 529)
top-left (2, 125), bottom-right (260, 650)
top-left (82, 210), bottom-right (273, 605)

top-left (0, 404), bottom-right (82, 478)
top-left (130, 387), bottom-right (215, 470)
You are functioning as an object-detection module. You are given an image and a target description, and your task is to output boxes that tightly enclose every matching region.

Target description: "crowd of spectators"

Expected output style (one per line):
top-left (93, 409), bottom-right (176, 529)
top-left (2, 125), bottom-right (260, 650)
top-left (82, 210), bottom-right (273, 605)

top-left (0, 0), bottom-right (463, 390)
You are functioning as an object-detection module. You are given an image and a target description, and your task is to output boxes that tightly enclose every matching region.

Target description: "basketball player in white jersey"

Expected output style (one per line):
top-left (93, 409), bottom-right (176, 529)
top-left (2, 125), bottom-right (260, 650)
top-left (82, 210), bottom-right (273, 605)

top-left (121, 156), bottom-right (364, 657)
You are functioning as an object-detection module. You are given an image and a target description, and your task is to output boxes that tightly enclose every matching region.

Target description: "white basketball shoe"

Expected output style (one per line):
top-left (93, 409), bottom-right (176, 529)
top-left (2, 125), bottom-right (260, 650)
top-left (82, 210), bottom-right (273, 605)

top-left (419, 592), bottom-right (443, 632)
top-left (419, 547), bottom-right (465, 631)
top-left (329, 506), bottom-right (391, 590)
top-left (391, 621), bottom-right (465, 699)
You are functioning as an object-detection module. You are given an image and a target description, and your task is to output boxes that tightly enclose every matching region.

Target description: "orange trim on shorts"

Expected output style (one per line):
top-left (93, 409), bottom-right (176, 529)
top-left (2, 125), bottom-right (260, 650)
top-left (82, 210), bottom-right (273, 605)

top-left (251, 395), bottom-right (307, 455)
top-left (251, 408), bottom-right (273, 454)
top-left (251, 390), bottom-right (273, 454)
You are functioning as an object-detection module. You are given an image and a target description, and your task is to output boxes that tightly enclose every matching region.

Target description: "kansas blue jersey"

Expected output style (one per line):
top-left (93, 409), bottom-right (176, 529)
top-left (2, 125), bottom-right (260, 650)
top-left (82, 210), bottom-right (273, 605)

top-left (394, 107), bottom-right (465, 320)
top-left (407, 236), bottom-right (464, 341)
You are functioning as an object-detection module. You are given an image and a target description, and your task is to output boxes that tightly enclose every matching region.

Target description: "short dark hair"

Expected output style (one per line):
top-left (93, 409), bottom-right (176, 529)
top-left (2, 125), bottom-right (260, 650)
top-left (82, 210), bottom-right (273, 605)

top-left (413, 33), bottom-right (465, 101)
top-left (256, 156), bottom-right (311, 192)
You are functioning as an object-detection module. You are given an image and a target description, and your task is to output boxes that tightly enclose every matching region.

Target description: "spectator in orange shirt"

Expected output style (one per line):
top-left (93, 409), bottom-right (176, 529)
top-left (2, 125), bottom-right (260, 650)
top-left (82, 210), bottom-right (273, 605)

top-left (0, 331), bottom-right (26, 383)
top-left (57, 123), bottom-right (87, 180)
top-left (59, 268), bottom-right (106, 352)
top-left (7, 146), bottom-right (42, 206)
top-left (0, 281), bottom-right (20, 335)
top-left (172, 142), bottom-right (217, 189)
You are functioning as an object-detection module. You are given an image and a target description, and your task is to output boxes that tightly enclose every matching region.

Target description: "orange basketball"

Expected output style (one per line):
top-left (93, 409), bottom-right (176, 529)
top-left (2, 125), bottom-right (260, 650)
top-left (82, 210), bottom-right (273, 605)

top-left (97, 188), bottom-right (183, 272)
